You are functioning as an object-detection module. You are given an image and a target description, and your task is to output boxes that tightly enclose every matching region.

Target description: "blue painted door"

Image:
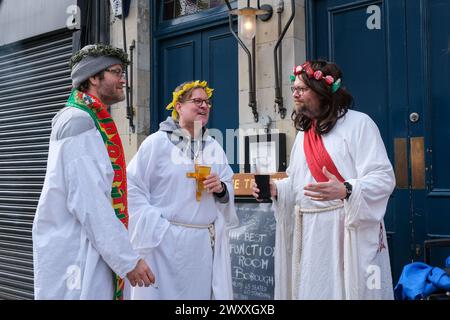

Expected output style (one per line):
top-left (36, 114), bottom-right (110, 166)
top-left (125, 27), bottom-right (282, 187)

top-left (307, 0), bottom-right (450, 282)
top-left (406, 0), bottom-right (450, 270)
top-left (156, 24), bottom-right (239, 171)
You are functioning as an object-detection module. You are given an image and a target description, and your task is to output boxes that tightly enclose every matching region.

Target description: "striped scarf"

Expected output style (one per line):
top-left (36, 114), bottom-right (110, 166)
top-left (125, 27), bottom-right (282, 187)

top-left (66, 89), bottom-right (128, 300)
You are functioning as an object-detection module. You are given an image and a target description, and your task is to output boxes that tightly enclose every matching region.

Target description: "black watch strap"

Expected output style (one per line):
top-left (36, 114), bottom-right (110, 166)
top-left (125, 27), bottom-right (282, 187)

top-left (343, 182), bottom-right (352, 200)
top-left (213, 182), bottom-right (227, 198)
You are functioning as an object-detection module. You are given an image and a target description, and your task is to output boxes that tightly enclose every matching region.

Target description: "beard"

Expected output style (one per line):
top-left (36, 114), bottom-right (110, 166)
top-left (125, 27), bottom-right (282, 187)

top-left (99, 85), bottom-right (126, 105)
top-left (295, 101), bottom-right (320, 119)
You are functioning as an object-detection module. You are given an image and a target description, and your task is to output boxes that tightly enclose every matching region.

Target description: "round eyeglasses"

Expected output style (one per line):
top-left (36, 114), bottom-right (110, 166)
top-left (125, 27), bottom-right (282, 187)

top-left (185, 98), bottom-right (212, 107)
top-left (105, 68), bottom-right (126, 79)
top-left (290, 86), bottom-right (310, 95)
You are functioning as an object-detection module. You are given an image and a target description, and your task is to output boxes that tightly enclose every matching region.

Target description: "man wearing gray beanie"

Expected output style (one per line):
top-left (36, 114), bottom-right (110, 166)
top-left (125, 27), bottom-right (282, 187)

top-left (32, 44), bottom-right (156, 300)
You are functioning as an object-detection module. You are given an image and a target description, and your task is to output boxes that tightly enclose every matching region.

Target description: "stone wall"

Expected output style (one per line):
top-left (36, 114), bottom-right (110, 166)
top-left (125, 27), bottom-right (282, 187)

top-left (237, 0), bottom-right (305, 171)
top-left (110, 0), bottom-right (151, 163)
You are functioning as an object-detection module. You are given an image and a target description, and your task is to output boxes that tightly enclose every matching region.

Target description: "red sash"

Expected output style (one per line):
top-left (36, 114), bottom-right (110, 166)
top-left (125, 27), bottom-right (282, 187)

top-left (303, 122), bottom-right (345, 183)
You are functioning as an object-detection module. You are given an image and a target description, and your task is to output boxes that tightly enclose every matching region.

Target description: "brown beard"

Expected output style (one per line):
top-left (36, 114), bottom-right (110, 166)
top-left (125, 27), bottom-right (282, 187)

top-left (99, 87), bottom-right (125, 105)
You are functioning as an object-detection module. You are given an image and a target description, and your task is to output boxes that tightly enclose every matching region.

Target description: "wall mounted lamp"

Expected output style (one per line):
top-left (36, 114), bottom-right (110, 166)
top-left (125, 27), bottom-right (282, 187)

top-left (225, 0), bottom-right (295, 122)
top-left (232, 4), bottom-right (273, 39)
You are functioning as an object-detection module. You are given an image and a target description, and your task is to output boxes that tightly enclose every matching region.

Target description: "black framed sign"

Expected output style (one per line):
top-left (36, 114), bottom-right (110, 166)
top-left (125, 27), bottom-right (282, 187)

top-left (244, 133), bottom-right (287, 173)
top-left (230, 200), bottom-right (276, 300)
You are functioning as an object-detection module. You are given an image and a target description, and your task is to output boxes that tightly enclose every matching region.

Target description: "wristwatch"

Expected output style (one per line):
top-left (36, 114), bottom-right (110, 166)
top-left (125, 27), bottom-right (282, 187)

top-left (343, 182), bottom-right (352, 200)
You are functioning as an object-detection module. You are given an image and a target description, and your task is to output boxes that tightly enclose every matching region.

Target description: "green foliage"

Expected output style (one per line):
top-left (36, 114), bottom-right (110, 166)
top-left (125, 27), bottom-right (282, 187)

top-left (69, 44), bottom-right (129, 69)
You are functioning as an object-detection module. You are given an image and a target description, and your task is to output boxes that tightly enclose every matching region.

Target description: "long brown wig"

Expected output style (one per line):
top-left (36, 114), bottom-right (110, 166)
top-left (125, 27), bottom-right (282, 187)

top-left (292, 60), bottom-right (353, 135)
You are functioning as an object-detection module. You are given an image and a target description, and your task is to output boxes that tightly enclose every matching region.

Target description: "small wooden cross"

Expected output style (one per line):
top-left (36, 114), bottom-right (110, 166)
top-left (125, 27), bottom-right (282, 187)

top-left (186, 164), bottom-right (210, 201)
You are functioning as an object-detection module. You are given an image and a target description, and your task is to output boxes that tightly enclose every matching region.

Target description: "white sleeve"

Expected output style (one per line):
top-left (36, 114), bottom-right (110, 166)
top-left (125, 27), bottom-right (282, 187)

top-left (126, 138), bottom-right (171, 255)
top-left (211, 143), bottom-right (239, 299)
top-left (65, 151), bottom-right (139, 279)
top-left (273, 132), bottom-right (300, 217)
top-left (271, 134), bottom-right (299, 300)
top-left (215, 144), bottom-right (239, 227)
top-left (344, 115), bottom-right (396, 228)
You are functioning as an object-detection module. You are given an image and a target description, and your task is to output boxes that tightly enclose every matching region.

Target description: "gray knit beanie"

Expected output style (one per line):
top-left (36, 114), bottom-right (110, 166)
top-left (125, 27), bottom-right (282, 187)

top-left (69, 44), bottom-right (130, 89)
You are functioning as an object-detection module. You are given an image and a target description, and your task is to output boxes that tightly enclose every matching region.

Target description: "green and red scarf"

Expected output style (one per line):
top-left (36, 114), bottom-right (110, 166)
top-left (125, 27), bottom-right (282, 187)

top-left (66, 89), bottom-right (128, 300)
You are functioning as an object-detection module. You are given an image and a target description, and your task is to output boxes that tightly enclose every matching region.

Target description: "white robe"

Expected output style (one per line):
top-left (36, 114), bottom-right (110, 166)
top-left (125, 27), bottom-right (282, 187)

top-left (32, 108), bottom-right (140, 300)
top-left (273, 110), bottom-right (395, 300)
top-left (126, 131), bottom-right (238, 300)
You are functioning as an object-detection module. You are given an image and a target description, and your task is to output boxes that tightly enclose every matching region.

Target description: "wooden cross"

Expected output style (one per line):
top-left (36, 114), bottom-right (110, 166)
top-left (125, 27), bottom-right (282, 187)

top-left (186, 164), bottom-right (211, 201)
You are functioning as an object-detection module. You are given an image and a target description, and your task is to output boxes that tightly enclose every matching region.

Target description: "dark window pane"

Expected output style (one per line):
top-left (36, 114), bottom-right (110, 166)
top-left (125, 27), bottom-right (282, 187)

top-left (210, 0), bottom-right (224, 8)
top-left (163, 0), bottom-right (175, 20)
top-left (198, 0), bottom-right (209, 10)
top-left (184, 0), bottom-right (198, 15)
top-left (174, 0), bottom-right (183, 17)
top-left (174, 0), bottom-right (198, 17)
top-left (164, 0), bottom-right (235, 20)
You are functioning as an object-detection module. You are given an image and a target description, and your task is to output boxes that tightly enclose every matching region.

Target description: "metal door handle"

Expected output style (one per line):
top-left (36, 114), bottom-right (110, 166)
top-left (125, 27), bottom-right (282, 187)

top-left (410, 112), bottom-right (420, 123)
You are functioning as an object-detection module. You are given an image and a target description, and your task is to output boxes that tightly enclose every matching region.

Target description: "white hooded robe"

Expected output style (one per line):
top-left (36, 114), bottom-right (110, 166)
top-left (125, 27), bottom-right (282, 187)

top-left (32, 108), bottom-right (140, 300)
top-left (126, 122), bottom-right (238, 300)
top-left (273, 110), bottom-right (395, 300)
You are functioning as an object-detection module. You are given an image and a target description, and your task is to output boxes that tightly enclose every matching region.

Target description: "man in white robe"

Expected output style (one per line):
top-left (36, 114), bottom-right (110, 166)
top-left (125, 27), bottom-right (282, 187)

top-left (32, 44), bottom-right (154, 300)
top-left (254, 60), bottom-right (395, 299)
top-left (126, 81), bottom-right (238, 299)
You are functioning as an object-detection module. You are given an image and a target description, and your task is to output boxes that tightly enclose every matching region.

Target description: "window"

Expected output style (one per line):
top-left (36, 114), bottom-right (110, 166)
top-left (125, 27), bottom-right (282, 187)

top-left (163, 0), bottom-right (234, 20)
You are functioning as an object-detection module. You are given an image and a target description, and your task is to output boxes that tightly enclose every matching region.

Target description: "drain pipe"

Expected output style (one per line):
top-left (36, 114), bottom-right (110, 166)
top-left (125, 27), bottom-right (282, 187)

top-left (121, 0), bottom-right (135, 133)
top-left (129, 39), bottom-right (135, 125)
top-left (273, 0), bottom-right (295, 119)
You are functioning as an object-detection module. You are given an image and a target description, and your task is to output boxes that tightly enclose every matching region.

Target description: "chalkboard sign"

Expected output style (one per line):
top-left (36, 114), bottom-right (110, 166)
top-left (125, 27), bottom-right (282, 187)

top-left (229, 200), bottom-right (276, 300)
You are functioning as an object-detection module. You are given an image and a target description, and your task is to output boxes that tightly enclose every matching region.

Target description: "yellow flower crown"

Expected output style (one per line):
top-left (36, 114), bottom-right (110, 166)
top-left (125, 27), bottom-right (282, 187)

top-left (166, 80), bottom-right (214, 119)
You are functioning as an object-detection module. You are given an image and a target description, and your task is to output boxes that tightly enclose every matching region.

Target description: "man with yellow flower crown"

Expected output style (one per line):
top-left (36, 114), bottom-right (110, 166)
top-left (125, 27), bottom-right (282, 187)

top-left (126, 80), bottom-right (238, 299)
top-left (32, 44), bottom-right (155, 299)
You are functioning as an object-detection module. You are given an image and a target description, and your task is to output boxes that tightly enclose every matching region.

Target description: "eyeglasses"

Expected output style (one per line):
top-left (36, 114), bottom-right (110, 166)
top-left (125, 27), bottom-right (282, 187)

top-left (185, 98), bottom-right (212, 107)
top-left (105, 68), bottom-right (126, 78)
top-left (290, 86), bottom-right (310, 95)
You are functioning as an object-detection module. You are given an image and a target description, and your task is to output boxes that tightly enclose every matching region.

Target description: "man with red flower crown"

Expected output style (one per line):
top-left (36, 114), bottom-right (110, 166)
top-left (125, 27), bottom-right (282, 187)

top-left (32, 44), bottom-right (155, 300)
top-left (253, 60), bottom-right (395, 299)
